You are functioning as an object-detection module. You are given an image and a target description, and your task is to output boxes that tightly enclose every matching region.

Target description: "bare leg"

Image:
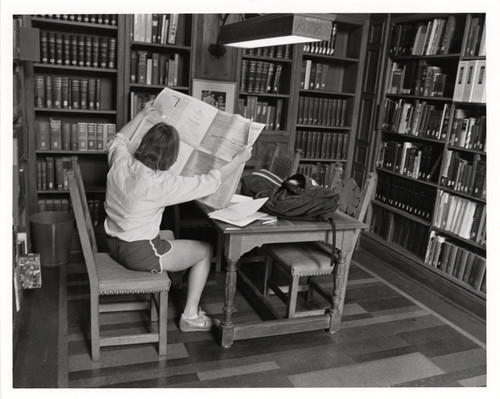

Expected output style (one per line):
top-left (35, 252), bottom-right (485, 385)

top-left (159, 237), bottom-right (212, 318)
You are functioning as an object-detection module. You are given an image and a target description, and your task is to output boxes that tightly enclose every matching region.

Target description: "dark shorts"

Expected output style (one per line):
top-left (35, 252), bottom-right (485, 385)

top-left (107, 235), bottom-right (185, 287)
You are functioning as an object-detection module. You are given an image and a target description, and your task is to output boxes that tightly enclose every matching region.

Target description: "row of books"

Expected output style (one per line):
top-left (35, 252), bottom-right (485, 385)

top-left (39, 31), bottom-right (116, 69)
top-left (390, 16), bottom-right (464, 57)
top-left (242, 45), bottom-right (292, 59)
top-left (240, 60), bottom-right (284, 94)
top-left (297, 162), bottom-right (341, 188)
top-left (300, 61), bottom-right (332, 91)
top-left (130, 92), bottom-right (157, 119)
top-left (433, 191), bottom-right (486, 243)
top-left (425, 232), bottom-right (486, 292)
top-left (375, 173), bottom-right (435, 221)
top-left (376, 141), bottom-right (439, 181)
top-left (37, 198), bottom-right (102, 227)
top-left (35, 119), bottom-right (116, 151)
top-left (303, 24), bottom-right (337, 55)
top-left (36, 156), bottom-right (72, 191)
top-left (453, 60), bottom-right (486, 103)
top-left (236, 96), bottom-right (284, 131)
top-left (371, 207), bottom-right (429, 258)
top-left (464, 15), bottom-right (486, 57)
top-left (393, 16), bottom-right (463, 57)
top-left (381, 99), bottom-right (450, 141)
top-left (35, 14), bottom-right (118, 26)
top-left (34, 75), bottom-right (104, 110)
top-left (132, 14), bottom-right (179, 45)
top-left (387, 61), bottom-right (450, 98)
top-left (130, 50), bottom-right (183, 87)
top-left (448, 112), bottom-right (486, 151)
top-left (441, 151), bottom-right (486, 198)
top-left (295, 131), bottom-right (348, 160)
top-left (297, 97), bottom-right (348, 127)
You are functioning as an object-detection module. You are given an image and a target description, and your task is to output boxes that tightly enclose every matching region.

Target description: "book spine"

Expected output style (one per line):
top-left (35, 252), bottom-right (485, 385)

top-left (40, 31), bottom-right (48, 63)
top-left (34, 75), bottom-right (45, 107)
top-left (62, 121), bottom-right (71, 151)
top-left (87, 123), bottom-right (96, 150)
top-left (96, 123), bottom-right (104, 150)
top-left (45, 157), bottom-right (54, 190)
top-left (70, 122), bottom-right (79, 151)
top-left (44, 75), bottom-right (53, 108)
top-left (49, 118), bottom-right (62, 150)
top-left (83, 35), bottom-right (91, 67)
top-left (36, 120), bottom-right (50, 150)
top-left (77, 122), bottom-right (88, 151)
top-left (99, 37), bottom-right (108, 69)
top-left (89, 36), bottom-right (98, 68)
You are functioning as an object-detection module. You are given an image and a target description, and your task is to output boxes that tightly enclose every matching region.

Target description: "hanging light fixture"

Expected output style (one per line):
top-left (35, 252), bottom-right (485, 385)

top-left (219, 14), bottom-right (334, 49)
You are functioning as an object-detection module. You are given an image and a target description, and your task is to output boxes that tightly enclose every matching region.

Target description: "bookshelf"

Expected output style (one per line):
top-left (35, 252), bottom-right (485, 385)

top-left (369, 13), bottom-right (486, 302)
top-left (25, 14), bottom-right (124, 233)
top-left (232, 15), bottom-right (368, 180)
top-left (13, 16), bottom-right (29, 318)
top-left (293, 15), bottom-right (367, 185)
top-left (235, 43), bottom-right (297, 167)
top-left (123, 14), bottom-right (194, 120)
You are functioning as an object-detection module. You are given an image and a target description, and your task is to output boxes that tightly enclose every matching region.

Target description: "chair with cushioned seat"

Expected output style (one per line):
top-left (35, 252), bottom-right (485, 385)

top-left (262, 171), bottom-right (377, 318)
top-left (67, 159), bottom-right (170, 361)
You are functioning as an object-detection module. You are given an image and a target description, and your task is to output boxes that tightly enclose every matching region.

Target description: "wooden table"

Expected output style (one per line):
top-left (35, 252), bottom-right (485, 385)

top-left (198, 203), bottom-right (368, 348)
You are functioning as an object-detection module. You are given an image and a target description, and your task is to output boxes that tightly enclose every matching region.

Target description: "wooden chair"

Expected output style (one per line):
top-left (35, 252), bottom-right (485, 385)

top-left (256, 143), bottom-right (301, 179)
top-left (262, 172), bottom-right (377, 318)
top-left (67, 158), bottom-right (170, 361)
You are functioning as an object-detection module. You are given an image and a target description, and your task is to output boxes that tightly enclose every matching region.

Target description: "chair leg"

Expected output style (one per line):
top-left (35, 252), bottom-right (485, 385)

top-left (328, 250), bottom-right (347, 334)
top-left (307, 276), bottom-right (315, 301)
top-left (215, 234), bottom-right (223, 272)
top-left (158, 290), bottom-right (168, 356)
top-left (285, 276), bottom-right (300, 318)
top-left (263, 255), bottom-right (273, 297)
top-left (150, 293), bottom-right (158, 322)
top-left (90, 293), bottom-right (100, 361)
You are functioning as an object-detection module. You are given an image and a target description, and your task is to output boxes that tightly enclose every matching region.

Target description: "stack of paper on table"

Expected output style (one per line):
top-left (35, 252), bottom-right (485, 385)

top-left (208, 196), bottom-right (270, 227)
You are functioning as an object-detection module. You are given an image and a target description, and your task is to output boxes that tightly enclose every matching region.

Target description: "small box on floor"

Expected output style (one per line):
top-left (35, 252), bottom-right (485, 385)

top-left (19, 253), bottom-right (42, 289)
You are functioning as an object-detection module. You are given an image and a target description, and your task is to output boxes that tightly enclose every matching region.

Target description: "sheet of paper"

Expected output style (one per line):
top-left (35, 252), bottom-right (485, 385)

top-left (208, 211), bottom-right (269, 228)
top-left (229, 194), bottom-right (253, 203)
top-left (208, 197), bottom-right (269, 220)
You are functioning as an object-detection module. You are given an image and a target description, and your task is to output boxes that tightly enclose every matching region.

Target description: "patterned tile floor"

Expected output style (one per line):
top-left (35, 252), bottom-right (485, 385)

top-left (59, 257), bottom-right (487, 388)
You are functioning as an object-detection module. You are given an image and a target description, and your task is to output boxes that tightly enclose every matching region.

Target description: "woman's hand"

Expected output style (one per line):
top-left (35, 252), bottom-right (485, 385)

top-left (142, 100), bottom-right (161, 117)
top-left (217, 145), bottom-right (253, 181)
top-left (235, 145), bottom-right (253, 163)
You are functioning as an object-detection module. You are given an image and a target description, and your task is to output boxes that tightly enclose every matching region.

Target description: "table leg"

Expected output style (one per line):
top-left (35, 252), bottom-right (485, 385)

top-left (327, 250), bottom-right (347, 333)
top-left (220, 258), bottom-right (238, 348)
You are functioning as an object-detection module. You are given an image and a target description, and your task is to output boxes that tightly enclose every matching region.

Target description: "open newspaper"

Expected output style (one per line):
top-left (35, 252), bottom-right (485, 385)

top-left (127, 88), bottom-right (265, 209)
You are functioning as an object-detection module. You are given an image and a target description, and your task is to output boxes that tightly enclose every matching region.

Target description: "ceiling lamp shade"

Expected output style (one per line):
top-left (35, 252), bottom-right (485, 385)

top-left (219, 14), bottom-right (334, 49)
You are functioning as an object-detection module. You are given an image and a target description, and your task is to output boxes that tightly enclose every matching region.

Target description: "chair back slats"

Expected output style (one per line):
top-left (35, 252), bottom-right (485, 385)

top-left (267, 144), bottom-right (301, 179)
top-left (68, 169), bottom-right (99, 287)
top-left (354, 172), bottom-right (377, 222)
top-left (327, 163), bottom-right (344, 190)
top-left (70, 156), bottom-right (98, 252)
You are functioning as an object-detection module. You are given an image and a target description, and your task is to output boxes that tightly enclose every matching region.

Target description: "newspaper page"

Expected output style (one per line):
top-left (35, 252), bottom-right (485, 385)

top-left (128, 88), bottom-right (265, 209)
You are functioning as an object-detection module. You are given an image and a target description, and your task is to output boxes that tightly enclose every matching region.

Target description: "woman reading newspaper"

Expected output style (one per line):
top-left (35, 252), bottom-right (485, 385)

top-left (104, 101), bottom-right (252, 332)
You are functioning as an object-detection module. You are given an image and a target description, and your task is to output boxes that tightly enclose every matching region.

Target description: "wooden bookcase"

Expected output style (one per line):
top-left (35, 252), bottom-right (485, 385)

top-left (233, 14), bottom-right (368, 177)
top-left (294, 15), bottom-right (367, 185)
top-left (235, 43), bottom-right (298, 167)
top-left (367, 13), bottom-right (486, 306)
top-left (25, 15), bottom-right (125, 236)
top-left (121, 14), bottom-right (195, 122)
